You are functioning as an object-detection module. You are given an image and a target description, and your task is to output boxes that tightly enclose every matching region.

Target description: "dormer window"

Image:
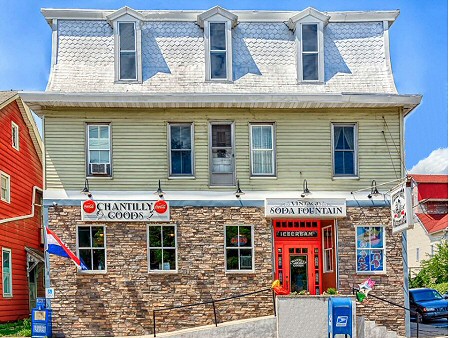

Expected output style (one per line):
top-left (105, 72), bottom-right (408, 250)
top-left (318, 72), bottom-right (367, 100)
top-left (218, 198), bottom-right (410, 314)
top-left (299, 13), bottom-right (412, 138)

top-left (209, 22), bottom-right (228, 79)
top-left (118, 22), bottom-right (137, 80)
top-left (289, 7), bottom-right (329, 83)
top-left (197, 6), bottom-right (237, 82)
top-left (107, 7), bottom-right (144, 83)
top-left (301, 24), bottom-right (319, 81)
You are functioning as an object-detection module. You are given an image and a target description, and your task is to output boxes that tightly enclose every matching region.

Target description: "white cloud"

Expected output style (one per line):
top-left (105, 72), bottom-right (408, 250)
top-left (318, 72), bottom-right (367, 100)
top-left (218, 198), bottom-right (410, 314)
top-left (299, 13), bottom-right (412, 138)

top-left (409, 148), bottom-right (448, 174)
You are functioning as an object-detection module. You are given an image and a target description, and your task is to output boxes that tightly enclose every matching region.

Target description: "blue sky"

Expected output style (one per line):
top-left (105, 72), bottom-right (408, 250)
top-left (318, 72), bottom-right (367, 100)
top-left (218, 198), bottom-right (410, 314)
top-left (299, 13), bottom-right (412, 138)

top-left (0, 0), bottom-right (447, 170)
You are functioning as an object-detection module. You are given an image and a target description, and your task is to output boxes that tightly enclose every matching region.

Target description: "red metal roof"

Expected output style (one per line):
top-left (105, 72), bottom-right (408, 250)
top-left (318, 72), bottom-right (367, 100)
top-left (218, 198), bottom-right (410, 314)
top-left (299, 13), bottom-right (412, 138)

top-left (409, 174), bottom-right (448, 184)
top-left (416, 213), bottom-right (448, 234)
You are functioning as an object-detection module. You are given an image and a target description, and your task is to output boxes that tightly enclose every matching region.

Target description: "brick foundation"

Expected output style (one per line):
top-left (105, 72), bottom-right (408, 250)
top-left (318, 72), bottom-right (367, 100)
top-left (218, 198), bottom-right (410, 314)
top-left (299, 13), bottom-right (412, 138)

top-left (47, 205), bottom-right (405, 337)
top-left (338, 207), bottom-right (406, 336)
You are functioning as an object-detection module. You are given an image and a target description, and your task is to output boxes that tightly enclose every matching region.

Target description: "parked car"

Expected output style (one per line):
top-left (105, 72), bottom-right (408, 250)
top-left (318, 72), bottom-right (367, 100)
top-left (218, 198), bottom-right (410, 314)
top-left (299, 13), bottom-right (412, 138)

top-left (409, 288), bottom-right (448, 322)
top-left (443, 292), bottom-right (448, 300)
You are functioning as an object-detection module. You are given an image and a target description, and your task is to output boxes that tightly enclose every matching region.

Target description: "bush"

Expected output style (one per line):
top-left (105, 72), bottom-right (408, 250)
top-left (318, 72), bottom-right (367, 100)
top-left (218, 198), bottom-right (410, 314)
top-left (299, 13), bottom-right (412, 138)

top-left (0, 318), bottom-right (31, 337)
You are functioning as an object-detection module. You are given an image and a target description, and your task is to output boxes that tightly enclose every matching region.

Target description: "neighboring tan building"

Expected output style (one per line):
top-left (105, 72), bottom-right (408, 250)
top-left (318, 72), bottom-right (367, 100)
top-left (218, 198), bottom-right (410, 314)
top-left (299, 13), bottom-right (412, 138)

top-left (22, 6), bottom-right (421, 337)
top-left (407, 174), bottom-right (448, 276)
top-left (0, 91), bottom-right (44, 322)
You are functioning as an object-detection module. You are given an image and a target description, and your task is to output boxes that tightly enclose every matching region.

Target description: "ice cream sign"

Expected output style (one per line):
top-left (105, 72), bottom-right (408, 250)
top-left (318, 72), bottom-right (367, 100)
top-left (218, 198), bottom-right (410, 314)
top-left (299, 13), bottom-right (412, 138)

top-left (81, 200), bottom-right (170, 222)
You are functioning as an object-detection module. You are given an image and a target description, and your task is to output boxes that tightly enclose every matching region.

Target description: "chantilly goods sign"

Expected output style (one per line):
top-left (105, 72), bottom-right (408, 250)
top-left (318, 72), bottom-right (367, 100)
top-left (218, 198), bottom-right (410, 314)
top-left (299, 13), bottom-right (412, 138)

top-left (265, 198), bottom-right (346, 218)
top-left (390, 184), bottom-right (413, 234)
top-left (81, 200), bottom-right (170, 222)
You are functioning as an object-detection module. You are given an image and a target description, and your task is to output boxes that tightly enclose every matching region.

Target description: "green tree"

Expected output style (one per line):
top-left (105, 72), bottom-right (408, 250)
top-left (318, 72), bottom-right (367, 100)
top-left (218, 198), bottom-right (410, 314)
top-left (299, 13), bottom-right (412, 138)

top-left (410, 241), bottom-right (448, 293)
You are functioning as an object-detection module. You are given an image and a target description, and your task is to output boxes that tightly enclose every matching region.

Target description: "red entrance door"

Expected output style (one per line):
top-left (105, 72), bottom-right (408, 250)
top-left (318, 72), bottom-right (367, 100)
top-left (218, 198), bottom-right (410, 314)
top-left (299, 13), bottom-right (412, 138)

top-left (274, 220), bottom-right (323, 295)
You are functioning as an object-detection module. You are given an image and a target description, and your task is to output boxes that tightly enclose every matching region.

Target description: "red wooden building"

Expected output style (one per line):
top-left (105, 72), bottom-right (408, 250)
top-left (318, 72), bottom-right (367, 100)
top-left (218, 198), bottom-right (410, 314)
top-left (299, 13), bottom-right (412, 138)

top-left (0, 91), bottom-right (44, 322)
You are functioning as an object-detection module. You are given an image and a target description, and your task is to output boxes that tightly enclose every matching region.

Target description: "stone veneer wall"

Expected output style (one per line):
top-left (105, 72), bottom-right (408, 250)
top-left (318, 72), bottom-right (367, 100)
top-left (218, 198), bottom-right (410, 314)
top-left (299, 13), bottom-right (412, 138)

top-left (47, 205), bottom-right (405, 337)
top-left (47, 206), bottom-right (274, 337)
top-left (337, 207), bottom-right (406, 336)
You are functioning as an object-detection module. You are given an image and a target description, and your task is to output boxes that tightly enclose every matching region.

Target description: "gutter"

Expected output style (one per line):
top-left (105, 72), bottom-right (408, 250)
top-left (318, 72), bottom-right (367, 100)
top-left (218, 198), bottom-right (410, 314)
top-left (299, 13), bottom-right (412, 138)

top-left (0, 186), bottom-right (43, 224)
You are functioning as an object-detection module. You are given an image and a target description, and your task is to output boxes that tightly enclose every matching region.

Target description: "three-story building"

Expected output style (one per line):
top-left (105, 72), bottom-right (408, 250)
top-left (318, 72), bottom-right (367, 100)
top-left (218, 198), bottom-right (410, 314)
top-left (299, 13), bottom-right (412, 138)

top-left (22, 6), bottom-right (421, 337)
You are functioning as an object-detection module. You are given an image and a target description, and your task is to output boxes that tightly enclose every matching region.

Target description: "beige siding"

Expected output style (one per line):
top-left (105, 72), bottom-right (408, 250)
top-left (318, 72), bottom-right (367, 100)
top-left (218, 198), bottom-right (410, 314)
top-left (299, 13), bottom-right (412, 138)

top-left (43, 108), bottom-right (402, 191)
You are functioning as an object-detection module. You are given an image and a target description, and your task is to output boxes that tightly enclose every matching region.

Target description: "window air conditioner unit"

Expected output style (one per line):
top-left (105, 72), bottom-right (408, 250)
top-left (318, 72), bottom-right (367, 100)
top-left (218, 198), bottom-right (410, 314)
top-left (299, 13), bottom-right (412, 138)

top-left (90, 163), bottom-right (109, 175)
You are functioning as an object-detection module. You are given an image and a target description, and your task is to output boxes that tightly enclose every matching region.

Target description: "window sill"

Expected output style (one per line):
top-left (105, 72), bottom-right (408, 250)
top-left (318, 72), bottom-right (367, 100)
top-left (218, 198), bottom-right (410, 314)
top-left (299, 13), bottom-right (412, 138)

top-left (205, 79), bottom-right (233, 84)
top-left (250, 176), bottom-right (277, 180)
top-left (356, 272), bottom-right (386, 275)
top-left (225, 270), bottom-right (255, 274)
top-left (114, 80), bottom-right (142, 84)
top-left (332, 176), bottom-right (359, 180)
top-left (209, 185), bottom-right (236, 188)
top-left (297, 80), bottom-right (324, 85)
top-left (148, 270), bottom-right (179, 274)
top-left (2, 294), bottom-right (13, 298)
top-left (86, 176), bottom-right (113, 180)
top-left (78, 270), bottom-right (107, 275)
top-left (168, 176), bottom-right (196, 180)
top-left (0, 199), bottom-right (11, 204)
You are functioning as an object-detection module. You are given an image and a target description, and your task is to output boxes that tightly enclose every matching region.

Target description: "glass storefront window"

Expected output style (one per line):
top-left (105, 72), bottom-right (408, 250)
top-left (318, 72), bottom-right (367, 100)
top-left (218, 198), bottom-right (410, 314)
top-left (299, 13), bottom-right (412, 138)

top-left (148, 225), bottom-right (177, 272)
top-left (355, 226), bottom-right (385, 273)
top-left (225, 225), bottom-right (254, 271)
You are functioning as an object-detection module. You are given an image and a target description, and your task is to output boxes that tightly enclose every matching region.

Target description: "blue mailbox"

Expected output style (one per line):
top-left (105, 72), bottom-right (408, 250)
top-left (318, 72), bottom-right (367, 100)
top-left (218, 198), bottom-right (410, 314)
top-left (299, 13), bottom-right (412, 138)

top-left (31, 298), bottom-right (52, 338)
top-left (328, 297), bottom-right (354, 337)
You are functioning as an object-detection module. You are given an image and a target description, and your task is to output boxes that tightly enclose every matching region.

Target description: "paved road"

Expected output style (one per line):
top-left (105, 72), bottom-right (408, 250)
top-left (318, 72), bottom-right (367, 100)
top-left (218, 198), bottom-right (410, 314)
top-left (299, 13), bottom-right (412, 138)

top-left (410, 318), bottom-right (448, 338)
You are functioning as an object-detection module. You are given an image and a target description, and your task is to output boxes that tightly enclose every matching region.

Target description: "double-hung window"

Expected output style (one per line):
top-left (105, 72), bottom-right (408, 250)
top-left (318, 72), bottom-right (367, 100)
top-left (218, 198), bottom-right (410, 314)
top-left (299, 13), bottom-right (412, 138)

top-left (118, 22), bottom-right (137, 80)
top-left (322, 225), bottom-right (334, 273)
top-left (2, 248), bottom-right (12, 297)
top-left (11, 122), bottom-right (19, 150)
top-left (355, 226), bottom-right (386, 273)
top-left (332, 123), bottom-right (357, 177)
top-left (148, 225), bottom-right (177, 272)
top-left (77, 226), bottom-right (106, 272)
top-left (250, 124), bottom-right (275, 176)
top-left (1, 172), bottom-right (10, 203)
top-left (169, 123), bottom-right (194, 176)
top-left (87, 124), bottom-right (112, 176)
top-left (225, 225), bottom-right (254, 272)
top-left (301, 24), bottom-right (319, 81)
top-left (206, 21), bottom-right (232, 81)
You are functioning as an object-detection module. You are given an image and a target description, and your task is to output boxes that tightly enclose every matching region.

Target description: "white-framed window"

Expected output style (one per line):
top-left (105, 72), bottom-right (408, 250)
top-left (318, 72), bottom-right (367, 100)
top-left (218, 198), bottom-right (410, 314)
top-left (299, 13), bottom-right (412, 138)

top-left (77, 226), bottom-right (106, 272)
top-left (300, 23), bottom-right (319, 81)
top-left (225, 225), bottom-right (254, 272)
top-left (118, 22), bottom-right (137, 81)
top-left (11, 122), bottom-right (19, 150)
top-left (290, 9), bottom-right (327, 83)
top-left (205, 21), bottom-right (233, 81)
top-left (1, 172), bottom-right (10, 203)
top-left (148, 224), bottom-right (177, 272)
top-left (332, 123), bottom-right (358, 177)
top-left (250, 124), bottom-right (276, 176)
top-left (2, 248), bottom-right (12, 297)
top-left (322, 225), bottom-right (334, 273)
top-left (86, 124), bottom-right (112, 177)
top-left (355, 226), bottom-right (386, 274)
top-left (169, 123), bottom-right (194, 176)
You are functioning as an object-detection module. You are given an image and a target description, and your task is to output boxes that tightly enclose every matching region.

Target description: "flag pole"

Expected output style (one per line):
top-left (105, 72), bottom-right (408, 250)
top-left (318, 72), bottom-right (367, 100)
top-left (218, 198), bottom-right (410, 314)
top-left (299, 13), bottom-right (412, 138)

top-left (43, 219), bottom-right (51, 309)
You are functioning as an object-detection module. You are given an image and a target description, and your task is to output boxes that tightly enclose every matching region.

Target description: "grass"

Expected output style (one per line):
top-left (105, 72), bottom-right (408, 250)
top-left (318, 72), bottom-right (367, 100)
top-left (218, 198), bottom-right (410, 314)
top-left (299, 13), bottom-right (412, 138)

top-left (0, 318), bottom-right (31, 337)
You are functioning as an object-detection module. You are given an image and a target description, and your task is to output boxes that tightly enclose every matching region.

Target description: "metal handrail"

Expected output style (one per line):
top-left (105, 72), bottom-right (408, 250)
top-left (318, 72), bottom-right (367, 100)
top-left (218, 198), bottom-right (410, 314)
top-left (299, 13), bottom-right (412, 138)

top-left (152, 288), bottom-right (275, 337)
top-left (352, 287), bottom-right (420, 338)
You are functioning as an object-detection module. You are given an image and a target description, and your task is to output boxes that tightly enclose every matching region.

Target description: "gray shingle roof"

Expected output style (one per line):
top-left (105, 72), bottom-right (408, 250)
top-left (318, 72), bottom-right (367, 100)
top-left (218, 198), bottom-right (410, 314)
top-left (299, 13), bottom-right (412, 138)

top-left (47, 15), bottom-right (398, 94)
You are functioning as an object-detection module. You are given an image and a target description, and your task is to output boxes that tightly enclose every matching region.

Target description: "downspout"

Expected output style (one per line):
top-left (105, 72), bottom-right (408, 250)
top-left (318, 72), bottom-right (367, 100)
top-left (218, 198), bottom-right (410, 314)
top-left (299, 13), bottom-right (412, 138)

top-left (0, 186), bottom-right (43, 224)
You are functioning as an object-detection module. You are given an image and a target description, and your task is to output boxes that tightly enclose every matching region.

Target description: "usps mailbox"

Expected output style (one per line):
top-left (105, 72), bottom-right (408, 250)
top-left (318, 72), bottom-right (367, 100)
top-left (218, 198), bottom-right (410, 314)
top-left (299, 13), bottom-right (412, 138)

top-left (31, 298), bottom-right (52, 338)
top-left (328, 297), bottom-right (355, 337)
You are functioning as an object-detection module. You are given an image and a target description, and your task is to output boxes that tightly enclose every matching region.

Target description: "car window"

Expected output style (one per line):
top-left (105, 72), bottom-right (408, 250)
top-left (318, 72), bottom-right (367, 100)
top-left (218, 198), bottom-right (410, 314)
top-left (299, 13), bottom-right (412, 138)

top-left (412, 289), bottom-right (443, 302)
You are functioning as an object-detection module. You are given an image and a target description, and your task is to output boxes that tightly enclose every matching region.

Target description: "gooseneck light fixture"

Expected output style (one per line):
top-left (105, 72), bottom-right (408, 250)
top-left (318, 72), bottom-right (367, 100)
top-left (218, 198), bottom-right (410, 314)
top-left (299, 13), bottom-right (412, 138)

top-left (235, 180), bottom-right (245, 198)
top-left (154, 180), bottom-right (165, 199)
top-left (81, 178), bottom-right (92, 198)
top-left (301, 179), bottom-right (311, 198)
top-left (368, 180), bottom-right (380, 199)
